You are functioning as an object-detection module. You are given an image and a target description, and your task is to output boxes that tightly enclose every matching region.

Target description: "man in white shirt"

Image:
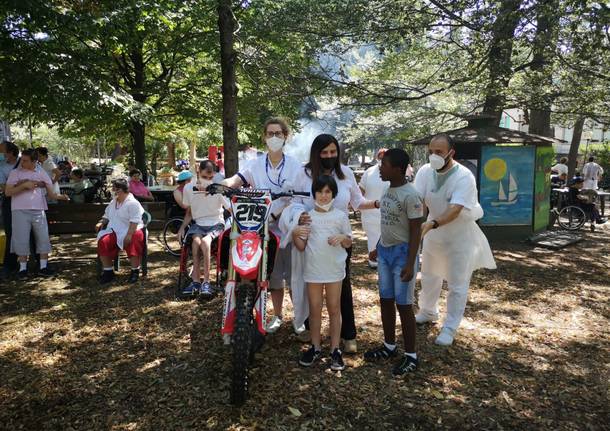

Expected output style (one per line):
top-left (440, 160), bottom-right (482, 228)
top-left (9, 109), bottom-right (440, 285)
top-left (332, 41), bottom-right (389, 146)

top-left (96, 178), bottom-right (145, 284)
top-left (359, 149), bottom-right (389, 268)
top-left (414, 134), bottom-right (496, 346)
top-left (551, 157), bottom-right (569, 177)
top-left (583, 156), bottom-right (604, 190)
top-left (36, 147), bottom-right (61, 199)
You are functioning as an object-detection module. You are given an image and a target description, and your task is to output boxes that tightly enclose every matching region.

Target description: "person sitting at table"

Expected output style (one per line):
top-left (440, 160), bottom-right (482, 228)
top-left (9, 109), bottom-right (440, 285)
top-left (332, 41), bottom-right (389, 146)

top-left (69, 168), bottom-right (93, 203)
top-left (128, 169), bottom-right (154, 202)
top-left (568, 176), bottom-right (606, 225)
top-left (170, 170), bottom-right (192, 218)
top-left (96, 178), bottom-right (146, 284)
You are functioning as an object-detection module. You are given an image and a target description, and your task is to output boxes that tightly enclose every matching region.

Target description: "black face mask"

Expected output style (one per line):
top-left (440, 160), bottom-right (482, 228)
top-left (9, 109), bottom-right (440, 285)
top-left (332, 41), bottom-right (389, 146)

top-left (321, 157), bottom-right (337, 170)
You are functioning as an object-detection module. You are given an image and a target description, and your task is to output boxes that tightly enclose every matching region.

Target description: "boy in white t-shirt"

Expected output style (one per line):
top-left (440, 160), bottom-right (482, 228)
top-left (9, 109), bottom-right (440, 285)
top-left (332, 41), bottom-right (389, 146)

top-left (178, 160), bottom-right (229, 298)
top-left (293, 175), bottom-right (352, 372)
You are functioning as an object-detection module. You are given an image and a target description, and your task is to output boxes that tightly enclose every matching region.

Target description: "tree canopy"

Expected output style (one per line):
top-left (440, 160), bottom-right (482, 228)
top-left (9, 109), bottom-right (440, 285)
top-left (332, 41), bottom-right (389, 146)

top-left (1, 1), bottom-right (608, 170)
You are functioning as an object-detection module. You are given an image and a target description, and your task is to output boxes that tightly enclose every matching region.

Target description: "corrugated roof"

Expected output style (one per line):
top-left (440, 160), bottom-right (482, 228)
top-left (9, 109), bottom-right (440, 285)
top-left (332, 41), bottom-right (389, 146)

top-left (408, 126), bottom-right (555, 146)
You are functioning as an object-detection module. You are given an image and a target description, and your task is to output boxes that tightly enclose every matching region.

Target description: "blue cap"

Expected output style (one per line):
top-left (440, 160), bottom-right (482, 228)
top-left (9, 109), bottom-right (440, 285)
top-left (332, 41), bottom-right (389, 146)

top-left (177, 171), bottom-right (193, 182)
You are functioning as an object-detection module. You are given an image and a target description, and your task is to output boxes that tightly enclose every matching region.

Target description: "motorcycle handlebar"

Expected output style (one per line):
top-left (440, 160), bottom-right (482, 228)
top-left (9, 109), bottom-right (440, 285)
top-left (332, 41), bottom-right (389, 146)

top-left (205, 183), bottom-right (309, 200)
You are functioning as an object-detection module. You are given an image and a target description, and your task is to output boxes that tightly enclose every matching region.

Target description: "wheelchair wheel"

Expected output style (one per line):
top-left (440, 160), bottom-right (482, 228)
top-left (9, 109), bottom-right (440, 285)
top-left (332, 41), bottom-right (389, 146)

top-left (176, 243), bottom-right (196, 300)
top-left (163, 217), bottom-right (184, 257)
top-left (557, 206), bottom-right (586, 230)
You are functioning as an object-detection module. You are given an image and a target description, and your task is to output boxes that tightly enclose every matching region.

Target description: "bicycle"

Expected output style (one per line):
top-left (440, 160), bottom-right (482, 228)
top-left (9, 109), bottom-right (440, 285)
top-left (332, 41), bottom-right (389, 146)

top-left (206, 183), bottom-right (309, 406)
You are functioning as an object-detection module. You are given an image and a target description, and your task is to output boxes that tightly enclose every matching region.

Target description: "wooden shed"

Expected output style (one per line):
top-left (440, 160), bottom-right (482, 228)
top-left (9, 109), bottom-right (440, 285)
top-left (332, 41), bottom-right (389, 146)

top-left (409, 115), bottom-right (555, 239)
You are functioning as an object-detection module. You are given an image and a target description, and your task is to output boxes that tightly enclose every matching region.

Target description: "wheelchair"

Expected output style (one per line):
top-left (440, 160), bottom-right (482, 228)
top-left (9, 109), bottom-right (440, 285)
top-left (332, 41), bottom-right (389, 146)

top-left (175, 221), bottom-right (280, 301)
top-left (554, 190), bottom-right (600, 232)
top-left (175, 224), bottom-right (227, 301)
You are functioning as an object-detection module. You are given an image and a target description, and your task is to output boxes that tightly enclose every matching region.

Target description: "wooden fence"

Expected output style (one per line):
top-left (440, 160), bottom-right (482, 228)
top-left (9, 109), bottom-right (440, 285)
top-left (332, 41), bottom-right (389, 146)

top-left (46, 202), bottom-right (166, 234)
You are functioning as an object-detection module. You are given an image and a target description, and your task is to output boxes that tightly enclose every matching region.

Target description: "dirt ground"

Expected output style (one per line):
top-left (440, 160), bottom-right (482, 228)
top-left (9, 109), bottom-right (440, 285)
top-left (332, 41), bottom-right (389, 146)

top-left (1, 222), bottom-right (609, 430)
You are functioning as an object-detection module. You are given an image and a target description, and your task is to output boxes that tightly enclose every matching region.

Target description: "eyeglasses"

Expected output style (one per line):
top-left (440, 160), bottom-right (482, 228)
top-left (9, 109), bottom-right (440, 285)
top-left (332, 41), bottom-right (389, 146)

top-left (265, 131), bottom-right (285, 138)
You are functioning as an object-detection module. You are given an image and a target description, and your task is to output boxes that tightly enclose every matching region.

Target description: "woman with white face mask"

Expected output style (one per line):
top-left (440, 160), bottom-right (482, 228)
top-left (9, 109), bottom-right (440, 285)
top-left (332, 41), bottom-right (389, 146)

top-left (222, 117), bottom-right (303, 334)
top-left (413, 134), bottom-right (496, 346)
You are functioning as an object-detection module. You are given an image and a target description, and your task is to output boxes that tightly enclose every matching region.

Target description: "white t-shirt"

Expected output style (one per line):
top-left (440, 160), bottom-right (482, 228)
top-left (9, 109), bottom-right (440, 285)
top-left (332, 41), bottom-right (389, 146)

top-left (359, 163), bottom-right (389, 219)
top-left (551, 163), bottom-right (568, 176)
top-left (293, 165), bottom-right (365, 216)
top-left (303, 208), bottom-right (352, 283)
top-left (97, 193), bottom-right (144, 249)
top-left (238, 153), bottom-right (302, 234)
top-left (41, 158), bottom-right (60, 195)
top-left (182, 183), bottom-right (228, 226)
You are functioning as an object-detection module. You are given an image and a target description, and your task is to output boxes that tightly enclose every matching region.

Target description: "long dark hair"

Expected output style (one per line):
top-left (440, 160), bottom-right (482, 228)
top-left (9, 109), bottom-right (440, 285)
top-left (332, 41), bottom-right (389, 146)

top-left (304, 134), bottom-right (345, 180)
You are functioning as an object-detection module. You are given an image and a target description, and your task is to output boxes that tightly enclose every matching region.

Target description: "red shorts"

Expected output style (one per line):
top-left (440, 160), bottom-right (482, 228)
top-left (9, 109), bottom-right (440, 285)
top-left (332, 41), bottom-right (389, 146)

top-left (97, 231), bottom-right (144, 258)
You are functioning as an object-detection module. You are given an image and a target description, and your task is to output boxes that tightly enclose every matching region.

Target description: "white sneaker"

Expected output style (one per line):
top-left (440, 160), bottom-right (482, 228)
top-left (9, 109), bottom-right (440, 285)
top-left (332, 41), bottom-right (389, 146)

top-left (266, 315), bottom-right (283, 334)
top-left (435, 327), bottom-right (456, 346)
top-left (415, 311), bottom-right (438, 324)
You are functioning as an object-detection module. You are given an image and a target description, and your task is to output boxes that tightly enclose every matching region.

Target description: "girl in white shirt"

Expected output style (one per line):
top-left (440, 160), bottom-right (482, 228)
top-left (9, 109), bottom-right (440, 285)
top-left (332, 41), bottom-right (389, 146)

top-left (293, 175), bottom-right (352, 371)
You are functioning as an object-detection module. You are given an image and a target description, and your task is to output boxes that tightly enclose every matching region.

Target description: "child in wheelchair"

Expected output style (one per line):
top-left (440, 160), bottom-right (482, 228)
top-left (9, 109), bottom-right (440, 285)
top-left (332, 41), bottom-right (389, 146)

top-left (177, 160), bottom-right (230, 298)
top-left (568, 177), bottom-right (606, 225)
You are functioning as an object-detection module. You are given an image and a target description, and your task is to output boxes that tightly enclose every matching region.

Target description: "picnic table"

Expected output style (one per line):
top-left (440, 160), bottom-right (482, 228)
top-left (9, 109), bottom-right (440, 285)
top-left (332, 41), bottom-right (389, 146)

top-left (149, 185), bottom-right (176, 214)
top-left (597, 190), bottom-right (610, 216)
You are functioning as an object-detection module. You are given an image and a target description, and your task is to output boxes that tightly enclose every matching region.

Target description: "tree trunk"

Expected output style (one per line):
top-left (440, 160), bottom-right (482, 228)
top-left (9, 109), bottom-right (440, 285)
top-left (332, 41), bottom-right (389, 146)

top-left (167, 141), bottom-right (176, 168)
top-left (567, 117), bottom-right (584, 180)
top-left (129, 43), bottom-right (148, 177)
top-left (482, 0), bottom-right (523, 125)
top-left (130, 122), bottom-right (146, 177)
top-left (218, 0), bottom-right (239, 177)
top-left (528, 0), bottom-right (560, 137)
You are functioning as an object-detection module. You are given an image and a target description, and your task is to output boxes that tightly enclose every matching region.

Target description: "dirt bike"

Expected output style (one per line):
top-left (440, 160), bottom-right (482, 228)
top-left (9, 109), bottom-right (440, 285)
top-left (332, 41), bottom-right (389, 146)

top-left (206, 183), bottom-right (308, 406)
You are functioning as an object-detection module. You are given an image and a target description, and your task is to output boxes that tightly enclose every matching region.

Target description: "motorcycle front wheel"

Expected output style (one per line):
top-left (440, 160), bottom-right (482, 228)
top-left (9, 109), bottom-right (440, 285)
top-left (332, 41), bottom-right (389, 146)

top-left (230, 282), bottom-right (255, 406)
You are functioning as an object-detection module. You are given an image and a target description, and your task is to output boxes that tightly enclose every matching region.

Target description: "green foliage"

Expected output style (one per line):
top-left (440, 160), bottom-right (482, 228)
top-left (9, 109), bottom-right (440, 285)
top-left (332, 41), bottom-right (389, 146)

top-left (1, 0), bottom-right (608, 164)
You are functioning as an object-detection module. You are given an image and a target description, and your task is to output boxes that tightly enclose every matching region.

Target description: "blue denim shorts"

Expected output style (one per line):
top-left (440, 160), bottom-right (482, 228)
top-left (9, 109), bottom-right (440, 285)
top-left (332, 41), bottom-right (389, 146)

top-left (377, 242), bottom-right (418, 305)
top-left (186, 223), bottom-right (224, 240)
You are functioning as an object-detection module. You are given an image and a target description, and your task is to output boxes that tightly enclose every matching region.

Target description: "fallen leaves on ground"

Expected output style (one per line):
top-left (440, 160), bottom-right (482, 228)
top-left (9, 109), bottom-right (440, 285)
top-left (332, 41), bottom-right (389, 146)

top-left (0, 224), bottom-right (608, 430)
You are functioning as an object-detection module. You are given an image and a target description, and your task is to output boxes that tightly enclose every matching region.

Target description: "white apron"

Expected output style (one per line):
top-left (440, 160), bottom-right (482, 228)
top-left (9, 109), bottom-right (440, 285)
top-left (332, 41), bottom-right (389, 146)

top-left (418, 164), bottom-right (496, 281)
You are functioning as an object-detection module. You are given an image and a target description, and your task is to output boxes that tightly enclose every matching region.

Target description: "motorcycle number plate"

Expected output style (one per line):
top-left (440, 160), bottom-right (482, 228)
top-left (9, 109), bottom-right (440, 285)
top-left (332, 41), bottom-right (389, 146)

top-left (232, 201), bottom-right (268, 230)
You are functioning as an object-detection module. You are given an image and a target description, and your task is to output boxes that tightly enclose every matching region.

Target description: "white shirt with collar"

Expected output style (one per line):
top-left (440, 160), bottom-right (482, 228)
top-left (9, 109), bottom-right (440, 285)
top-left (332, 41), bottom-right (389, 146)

top-left (97, 193), bottom-right (144, 249)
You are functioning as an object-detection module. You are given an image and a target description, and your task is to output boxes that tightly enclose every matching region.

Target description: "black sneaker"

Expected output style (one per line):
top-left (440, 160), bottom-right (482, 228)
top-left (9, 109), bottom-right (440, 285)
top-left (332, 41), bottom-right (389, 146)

top-left (364, 344), bottom-right (398, 362)
top-left (392, 354), bottom-right (418, 376)
top-left (17, 269), bottom-right (28, 279)
top-left (330, 348), bottom-right (345, 371)
top-left (299, 345), bottom-right (321, 367)
top-left (38, 267), bottom-right (55, 277)
top-left (128, 269), bottom-right (139, 284)
top-left (100, 270), bottom-right (115, 284)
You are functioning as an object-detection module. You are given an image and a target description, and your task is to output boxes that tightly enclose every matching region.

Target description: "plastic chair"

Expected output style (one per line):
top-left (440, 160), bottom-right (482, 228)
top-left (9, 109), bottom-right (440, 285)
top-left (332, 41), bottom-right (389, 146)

top-left (99, 211), bottom-right (151, 277)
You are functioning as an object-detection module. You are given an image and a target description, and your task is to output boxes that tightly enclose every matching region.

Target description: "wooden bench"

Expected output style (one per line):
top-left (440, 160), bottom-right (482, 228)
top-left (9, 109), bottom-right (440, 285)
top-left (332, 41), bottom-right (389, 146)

top-left (47, 202), bottom-right (165, 234)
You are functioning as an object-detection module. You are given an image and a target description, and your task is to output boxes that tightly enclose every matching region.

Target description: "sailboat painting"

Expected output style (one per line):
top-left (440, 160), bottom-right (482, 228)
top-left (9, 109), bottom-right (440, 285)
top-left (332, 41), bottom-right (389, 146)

top-left (480, 146), bottom-right (535, 226)
top-left (491, 172), bottom-right (518, 206)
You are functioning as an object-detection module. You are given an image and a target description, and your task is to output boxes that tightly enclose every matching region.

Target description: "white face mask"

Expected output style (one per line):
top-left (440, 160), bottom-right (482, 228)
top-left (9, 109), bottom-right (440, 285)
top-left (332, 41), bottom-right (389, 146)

top-left (197, 178), bottom-right (213, 190)
top-left (266, 136), bottom-right (285, 152)
top-left (429, 153), bottom-right (448, 171)
top-left (315, 199), bottom-right (334, 211)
